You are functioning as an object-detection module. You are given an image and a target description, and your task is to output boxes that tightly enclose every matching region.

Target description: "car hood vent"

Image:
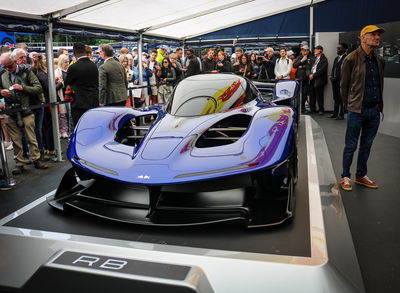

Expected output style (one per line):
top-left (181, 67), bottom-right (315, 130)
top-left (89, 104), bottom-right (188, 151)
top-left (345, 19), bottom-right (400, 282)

top-left (195, 114), bottom-right (251, 148)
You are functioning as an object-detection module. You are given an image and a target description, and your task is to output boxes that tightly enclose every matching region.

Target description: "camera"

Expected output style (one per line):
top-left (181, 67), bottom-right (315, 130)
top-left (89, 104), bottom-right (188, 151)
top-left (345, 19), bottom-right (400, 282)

top-left (257, 56), bottom-right (264, 62)
top-left (8, 103), bottom-right (24, 128)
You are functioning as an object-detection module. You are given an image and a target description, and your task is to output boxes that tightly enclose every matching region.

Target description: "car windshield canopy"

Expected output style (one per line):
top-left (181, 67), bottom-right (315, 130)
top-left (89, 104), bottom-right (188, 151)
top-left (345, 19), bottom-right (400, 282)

top-left (168, 74), bottom-right (255, 117)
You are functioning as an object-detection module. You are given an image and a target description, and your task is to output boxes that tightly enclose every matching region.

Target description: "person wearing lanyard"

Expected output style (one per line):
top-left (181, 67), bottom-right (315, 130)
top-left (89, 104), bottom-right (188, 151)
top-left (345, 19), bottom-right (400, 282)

top-left (308, 45), bottom-right (328, 115)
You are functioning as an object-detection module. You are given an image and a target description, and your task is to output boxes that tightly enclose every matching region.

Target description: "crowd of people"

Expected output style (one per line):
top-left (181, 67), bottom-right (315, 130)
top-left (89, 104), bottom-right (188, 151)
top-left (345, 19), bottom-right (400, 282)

top-left (0, 40), bottom-right (351, 189)
top-left (91, 43), bottom-right (346, 118)
top-left (0, 23), bottom-right (385, 192)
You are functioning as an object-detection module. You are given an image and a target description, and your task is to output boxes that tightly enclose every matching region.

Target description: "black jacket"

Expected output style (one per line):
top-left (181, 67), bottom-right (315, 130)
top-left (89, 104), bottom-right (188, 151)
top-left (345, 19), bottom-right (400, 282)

top-left (330, 53), bottom-right (347, 83)
top-left (293, 54), bottom-right (312, 81)
top-left (307, 54), bottom-right (328, 87)
top-left (65, 57), bottom-right (99, 110)
top-left (262, 55), bottom-right (277, 80)
top-left (216, 59), bottom-right (233, 73)
top-left (185, 58), bottom-right (201, 77)
top-left (201, 58), bottom-right (216, 73)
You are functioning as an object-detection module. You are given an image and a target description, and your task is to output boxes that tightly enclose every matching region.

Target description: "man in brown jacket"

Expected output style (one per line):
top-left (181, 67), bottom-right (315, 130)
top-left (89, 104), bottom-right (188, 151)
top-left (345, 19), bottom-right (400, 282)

top-left (339, 25), bottom-right (385, 191)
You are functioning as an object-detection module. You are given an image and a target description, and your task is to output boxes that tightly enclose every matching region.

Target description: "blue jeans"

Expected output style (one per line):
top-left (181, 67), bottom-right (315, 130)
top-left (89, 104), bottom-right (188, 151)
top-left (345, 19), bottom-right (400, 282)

top-left (341, 107), bottom-right (380, 178)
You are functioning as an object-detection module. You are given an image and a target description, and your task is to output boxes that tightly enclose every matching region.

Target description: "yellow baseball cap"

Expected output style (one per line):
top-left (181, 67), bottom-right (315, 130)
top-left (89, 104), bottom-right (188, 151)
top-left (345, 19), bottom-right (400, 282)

top-left (360, 25), bottom-right (385, 36)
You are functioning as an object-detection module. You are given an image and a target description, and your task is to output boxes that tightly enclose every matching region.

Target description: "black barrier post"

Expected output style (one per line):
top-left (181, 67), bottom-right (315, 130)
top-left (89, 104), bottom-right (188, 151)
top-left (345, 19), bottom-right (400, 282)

top-left (45, 21), bottom-right (63, 162)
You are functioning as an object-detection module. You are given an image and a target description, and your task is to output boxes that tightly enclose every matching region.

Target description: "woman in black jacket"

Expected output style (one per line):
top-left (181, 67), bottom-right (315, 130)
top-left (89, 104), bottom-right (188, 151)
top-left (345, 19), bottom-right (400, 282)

top-left (233, 54), bottom-right (252, 78)
top-left (249, 53), bottom-right (261, 79)
top-left (157, 58), bottom-right (176, 103)
top-left (169, 53), bottom-right (182, 83)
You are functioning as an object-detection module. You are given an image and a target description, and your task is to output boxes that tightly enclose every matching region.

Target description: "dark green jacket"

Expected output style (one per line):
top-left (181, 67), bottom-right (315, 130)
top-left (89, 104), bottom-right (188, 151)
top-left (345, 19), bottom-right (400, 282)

top-left (1, 65), bottom-right (43, 115)
top-left (99, 58), bottom-right (128, 105)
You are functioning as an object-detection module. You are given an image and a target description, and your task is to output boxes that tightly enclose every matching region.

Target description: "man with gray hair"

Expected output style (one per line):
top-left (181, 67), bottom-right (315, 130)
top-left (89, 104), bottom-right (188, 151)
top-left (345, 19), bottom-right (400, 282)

top-left (15, 43), bottom-right (31, 64)
top-left (0, 45), bottom-right (11, 71)
top-left (261, 47), bottom-right (277, 80)
top-left (98, 44), bottom-right (128, 106)
top-left (12, 48), bottom-right (29, 66)
top-left (0, 52), bottom-right (47, 174)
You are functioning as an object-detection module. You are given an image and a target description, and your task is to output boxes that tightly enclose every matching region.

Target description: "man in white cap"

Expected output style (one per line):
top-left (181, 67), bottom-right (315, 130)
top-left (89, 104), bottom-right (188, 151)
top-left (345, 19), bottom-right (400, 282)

top-left (294, 45), bottom-right (312, 113)
top-left (339, 25), bottom-right (385, 191)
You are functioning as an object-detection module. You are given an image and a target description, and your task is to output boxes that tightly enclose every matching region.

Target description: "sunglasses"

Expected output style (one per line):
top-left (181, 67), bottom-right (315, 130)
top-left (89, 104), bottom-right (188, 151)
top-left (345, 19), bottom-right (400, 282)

top-left (3, 63), bottom-right (14, 69)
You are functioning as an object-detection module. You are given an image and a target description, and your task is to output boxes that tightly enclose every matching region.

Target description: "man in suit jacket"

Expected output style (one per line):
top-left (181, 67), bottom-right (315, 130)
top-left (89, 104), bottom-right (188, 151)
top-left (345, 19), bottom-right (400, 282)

top-left (64, 42), bottom-right (99, 125)
top-left (328, 43), bottom-right (347, 119)
top-left (307, 45), bottom-right (328, 114)
top-left (98, 44), bottom-right (128, 106)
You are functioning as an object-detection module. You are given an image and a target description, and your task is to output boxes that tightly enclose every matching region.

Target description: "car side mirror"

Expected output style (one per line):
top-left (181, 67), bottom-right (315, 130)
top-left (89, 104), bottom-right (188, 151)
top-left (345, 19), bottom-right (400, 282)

top-left (272, 80), bottom-right (299, 102)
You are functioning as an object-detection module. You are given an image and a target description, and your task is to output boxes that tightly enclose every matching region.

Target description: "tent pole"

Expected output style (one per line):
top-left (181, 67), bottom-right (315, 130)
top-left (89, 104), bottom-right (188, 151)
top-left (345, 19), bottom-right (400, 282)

top-left (138, 33), bottom-right (143, 85)
top-left (309, 0), bottom-right (314, 49)
top-left (45, 21), bottom-right (62, 162)
top-left (182, 40), bottom-right (185, 60)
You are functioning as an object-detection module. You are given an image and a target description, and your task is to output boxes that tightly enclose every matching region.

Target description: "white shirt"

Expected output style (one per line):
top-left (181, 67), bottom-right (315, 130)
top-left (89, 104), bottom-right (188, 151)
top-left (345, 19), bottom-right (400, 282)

top-left (148, 60), bottom-right (157, 84)
top-left (274, 57), bottom-right (292, 79)
top-left (77, 56), bottom-right (89, 61)
top-left (311, 56), bottom-right (320, 74)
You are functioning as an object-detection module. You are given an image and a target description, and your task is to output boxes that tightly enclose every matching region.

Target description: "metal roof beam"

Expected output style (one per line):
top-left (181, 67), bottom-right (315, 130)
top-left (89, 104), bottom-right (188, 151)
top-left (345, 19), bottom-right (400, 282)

top-left (48, 0), bottom-right (110, 20)
top-left (0, 9), bottom-right (46, 21)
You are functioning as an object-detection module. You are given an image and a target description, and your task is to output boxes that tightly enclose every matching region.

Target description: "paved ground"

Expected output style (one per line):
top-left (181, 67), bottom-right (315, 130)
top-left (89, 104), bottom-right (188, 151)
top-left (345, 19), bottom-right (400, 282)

top-left (1, 138), bottom-right (70, 218)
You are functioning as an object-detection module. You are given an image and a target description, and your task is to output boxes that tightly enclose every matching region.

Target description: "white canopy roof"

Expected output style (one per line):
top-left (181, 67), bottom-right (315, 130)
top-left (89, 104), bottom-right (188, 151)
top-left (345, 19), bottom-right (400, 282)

top-left (0, 0), bottom-right (324, 39)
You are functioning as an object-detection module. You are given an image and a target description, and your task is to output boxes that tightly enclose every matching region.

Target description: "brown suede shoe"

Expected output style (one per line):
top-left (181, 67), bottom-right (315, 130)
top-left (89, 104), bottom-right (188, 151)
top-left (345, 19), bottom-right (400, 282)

top-left (340, 177), bottom-right (352, 191)
top-left (355, 176), bottom-right (378, 189)
top-left (33, 160), bottom-right (48, 169)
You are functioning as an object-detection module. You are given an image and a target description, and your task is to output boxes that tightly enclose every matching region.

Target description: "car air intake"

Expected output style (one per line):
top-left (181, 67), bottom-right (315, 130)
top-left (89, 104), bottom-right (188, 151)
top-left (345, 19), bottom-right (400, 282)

top-left (196, 114), bottom-right (251, 148)
top-left (114, 115), bottom-right (156, 147)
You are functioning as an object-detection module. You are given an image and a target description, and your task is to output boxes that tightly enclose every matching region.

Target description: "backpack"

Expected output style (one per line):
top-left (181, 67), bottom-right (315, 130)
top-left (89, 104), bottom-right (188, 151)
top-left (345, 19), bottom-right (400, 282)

top-left (277, 57), bottom-right (290, 65)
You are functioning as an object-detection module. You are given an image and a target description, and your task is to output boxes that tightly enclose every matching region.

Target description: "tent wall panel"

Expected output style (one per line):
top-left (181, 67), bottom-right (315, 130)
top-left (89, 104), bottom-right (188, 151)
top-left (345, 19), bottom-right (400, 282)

top-left (187, 7), bottom-right (309, 41)
top-left (314, 0), bottom-right (400, 33)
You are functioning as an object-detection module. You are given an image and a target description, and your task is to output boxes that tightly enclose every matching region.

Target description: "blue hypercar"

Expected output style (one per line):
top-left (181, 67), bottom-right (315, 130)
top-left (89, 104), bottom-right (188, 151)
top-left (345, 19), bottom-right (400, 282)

top-left (48, 74), bottom-right (299, 228)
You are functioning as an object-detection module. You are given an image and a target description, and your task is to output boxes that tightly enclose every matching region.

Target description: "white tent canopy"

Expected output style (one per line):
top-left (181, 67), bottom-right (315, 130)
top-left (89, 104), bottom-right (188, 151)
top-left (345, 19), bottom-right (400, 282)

top-left (0, 0), bottom-right (324, 40)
